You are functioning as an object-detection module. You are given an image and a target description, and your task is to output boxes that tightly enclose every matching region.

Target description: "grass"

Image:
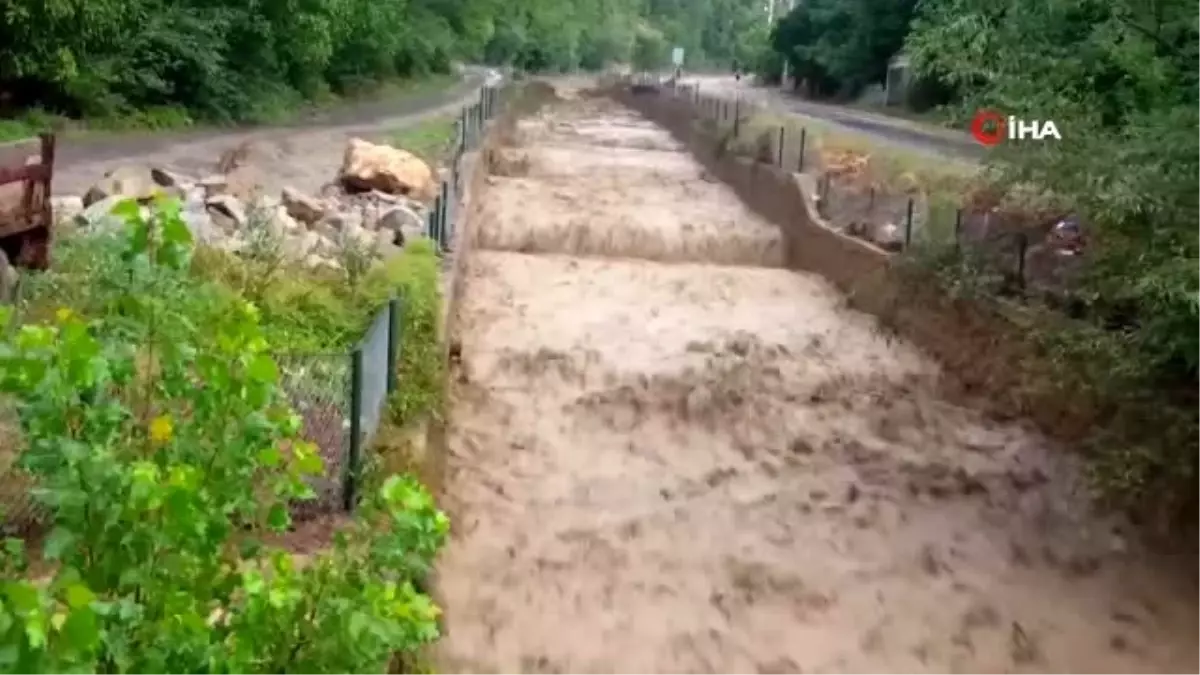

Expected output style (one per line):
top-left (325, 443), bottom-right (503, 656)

top-left (390, 113), bottom-right (460, 165)
top-left (0, 73), bottom-right (460, 144)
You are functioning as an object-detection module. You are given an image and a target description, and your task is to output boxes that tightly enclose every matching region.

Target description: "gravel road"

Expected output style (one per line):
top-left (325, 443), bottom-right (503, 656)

top-left (0, 68), bottom-right (497, 197)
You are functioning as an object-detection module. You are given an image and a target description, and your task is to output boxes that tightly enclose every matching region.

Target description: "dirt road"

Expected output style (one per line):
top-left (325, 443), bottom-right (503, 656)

top-left (436, 85), bottom-right (1197, 673)
top-left (0, 68), bottom-right (494, 197)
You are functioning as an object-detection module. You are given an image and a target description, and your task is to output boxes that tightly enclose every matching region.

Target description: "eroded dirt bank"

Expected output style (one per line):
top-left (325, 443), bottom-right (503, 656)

top-left (436, 89), bottom-right (1198, 673)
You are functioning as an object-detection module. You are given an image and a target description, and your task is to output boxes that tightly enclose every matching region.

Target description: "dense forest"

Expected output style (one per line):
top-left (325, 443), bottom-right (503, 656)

top-left (0, 0), bottom-right (761, 124)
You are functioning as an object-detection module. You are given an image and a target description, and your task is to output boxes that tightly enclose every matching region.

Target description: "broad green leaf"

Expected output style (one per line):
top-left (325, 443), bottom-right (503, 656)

top-left (247, 354), bottom-right (279, 383)
top-left (292, 441), bottom-right (325, 476)
top-left (64, 584), bottom-right (96, 610)
top-left (42, 527), bottom-right (76, 560)
top-left (267, 504), bottom-right (291, 532)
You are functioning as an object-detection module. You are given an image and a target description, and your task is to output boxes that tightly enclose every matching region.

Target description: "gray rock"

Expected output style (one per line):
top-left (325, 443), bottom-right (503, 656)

top-left (322, 210), bottom-right (362, 233)
top-left (181, 206), bottom-right (222, 244)
top-left (83, 166), bottom-right (162, 207)
top-left (51, 195), bottom-right (85, 224)
top-left (281, 186), bottom-right (327, 225)
top-left (205, 194), bottom-right (247, 230)
top-left (378, 205), bottom-right (423, 234)
top-left (150, 167), bottom-right (188, 189)
top-left (74, 195), bottom-right (129, 230)
top-left (0, 250), bottom-right (18, 304)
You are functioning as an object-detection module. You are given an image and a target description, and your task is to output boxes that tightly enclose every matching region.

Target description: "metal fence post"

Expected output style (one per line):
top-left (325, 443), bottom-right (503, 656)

top-left (733, 97), bottom-right (740, 138)
top-left (386, 297), bottom-right (401, 394)
top-left (1016, 233), bottom-right (1028, 293)
top-left (344, 348), bottom-right (364, 512)
top-left (427, 199), bottom-right (439, 243)
top-left (777, 126), bottom-right (785, 166)
top-left (460, 106), bottom-right (469, 150)
top-left (953, 209), bottom-right (963, 249)
top-left (904, 197), bottom-right (914, 249)
top-left (798, 128), bottom-right (807, 172)
top-left (440, 180), bottom-right (452, 251)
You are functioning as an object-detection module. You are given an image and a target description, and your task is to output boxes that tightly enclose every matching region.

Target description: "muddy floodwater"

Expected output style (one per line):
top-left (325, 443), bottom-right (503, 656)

top-left (435, 89), bottom-right (1198, 673)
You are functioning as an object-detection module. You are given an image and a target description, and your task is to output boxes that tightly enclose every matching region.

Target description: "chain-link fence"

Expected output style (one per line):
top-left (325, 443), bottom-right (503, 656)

top-left (0, 80), bottom-right (511, 534)
top-left (656, 80), bottom-right (1083, 305)
top-left (280, 81), bottom-right (508, 518)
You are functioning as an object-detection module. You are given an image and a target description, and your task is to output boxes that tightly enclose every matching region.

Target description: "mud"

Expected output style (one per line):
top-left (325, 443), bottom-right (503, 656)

top-left (436, 92), bottom-right (1198, 673)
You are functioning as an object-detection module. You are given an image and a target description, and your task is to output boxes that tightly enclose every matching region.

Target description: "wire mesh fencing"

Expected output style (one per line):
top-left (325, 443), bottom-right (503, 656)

top-left (0, 80), bottom-right (511, 534)
top-left (651, 79), bottom-right (1085, 304)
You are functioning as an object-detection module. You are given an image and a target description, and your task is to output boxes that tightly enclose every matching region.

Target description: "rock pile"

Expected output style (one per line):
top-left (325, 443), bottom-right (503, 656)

top-left (61, 137), bottom-right (437, 270)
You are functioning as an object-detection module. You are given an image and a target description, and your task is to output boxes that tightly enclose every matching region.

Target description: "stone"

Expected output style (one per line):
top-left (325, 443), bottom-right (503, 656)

top-left (338, 138), bottom-right (436, 200)
top-left (150, 167), bottom-right (187, 189)
top-left (74, 195), bottom-right (128, 230)
top-left (82, 166), bottom-right (165, 207)
top-left (271, 207), bottom-right (302, 235)
top-left (0, 250), bottom-right (17, 303)
top-left (281, 186), bottom-right (327, 225)
top-left (873, 222), bottom-right (904, 251)
top-left (321, 209), bottom-right (362, 233)
top-left (51, 195), bottom-right (85, 224)
top-left (378, 204), bottom-right (423, 233)
top-left (378, 205), bottom-right (426, 247)
top-left (205, 194), bottom-right (247, 228)
top-left (180, 206), bottom-right (222, 244)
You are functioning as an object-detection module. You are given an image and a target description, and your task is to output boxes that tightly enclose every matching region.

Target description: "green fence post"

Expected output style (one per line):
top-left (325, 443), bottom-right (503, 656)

top-left (777, 126), bottom-right (785, 166)
top-left (798, 128), bottom-right (807, 172)
top-left (440, 180), bottom-right (452, 251)
top-left (733, 96), bottom-right (740, 138)
top-left (344, 348), bottom-right (364, 512)
top-left (460, 106), bottom-right (469, 149)
top-left (436, 193), bottom-right (446, 248)
top-left (904, 197), bottom-right (914, 249)
top-left (386, 297), bottom-right (400, 394)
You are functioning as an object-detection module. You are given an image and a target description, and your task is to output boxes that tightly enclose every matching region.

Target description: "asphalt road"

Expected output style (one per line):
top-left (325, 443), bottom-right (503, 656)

top-left (683, 75), bottom-right (985, 162)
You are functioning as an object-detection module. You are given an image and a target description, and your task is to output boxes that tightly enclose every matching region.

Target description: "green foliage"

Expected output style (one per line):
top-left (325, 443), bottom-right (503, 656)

top-left (0, 200), bottom-right (448, 672)
top-left (768, 0), bottom-right (918, 96)
top-left (391, 114), bottom-right (460, 165)
top-left (374, 241), bottom-right (445, 427)
top-left (906, 0), bottom-right (1199, 522)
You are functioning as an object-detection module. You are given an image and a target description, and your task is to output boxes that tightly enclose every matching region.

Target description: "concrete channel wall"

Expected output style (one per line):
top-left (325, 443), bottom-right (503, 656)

top-left (608, 84), bottom-right (1099, 444)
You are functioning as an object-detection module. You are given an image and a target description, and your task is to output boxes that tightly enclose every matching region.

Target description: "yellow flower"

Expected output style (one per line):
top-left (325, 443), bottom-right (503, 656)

top-left (149, 415), bottom-right (174, 445)
top-left (55, 307), bottom-right (73, 323)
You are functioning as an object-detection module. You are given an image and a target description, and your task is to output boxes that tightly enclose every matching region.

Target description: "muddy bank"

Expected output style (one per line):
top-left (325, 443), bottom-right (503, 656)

top-left (436, 90), bottom-right (1198, 673)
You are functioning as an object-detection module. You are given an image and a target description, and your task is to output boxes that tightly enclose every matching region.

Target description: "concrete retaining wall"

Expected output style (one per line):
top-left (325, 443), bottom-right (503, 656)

top-left (610, 86), bottom-right (1098, 442)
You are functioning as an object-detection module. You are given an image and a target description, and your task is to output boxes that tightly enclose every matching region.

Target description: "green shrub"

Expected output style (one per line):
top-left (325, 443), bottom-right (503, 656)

top-left (0, 199), bottom-right (447, 672)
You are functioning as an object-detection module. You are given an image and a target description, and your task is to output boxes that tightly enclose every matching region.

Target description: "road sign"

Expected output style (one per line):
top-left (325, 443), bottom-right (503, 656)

top-left (671, 47), bottom-right (684, 66)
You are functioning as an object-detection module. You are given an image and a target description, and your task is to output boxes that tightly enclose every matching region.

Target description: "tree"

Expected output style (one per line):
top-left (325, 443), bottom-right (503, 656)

top-left (766, 0), bottom-right (917, 98)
